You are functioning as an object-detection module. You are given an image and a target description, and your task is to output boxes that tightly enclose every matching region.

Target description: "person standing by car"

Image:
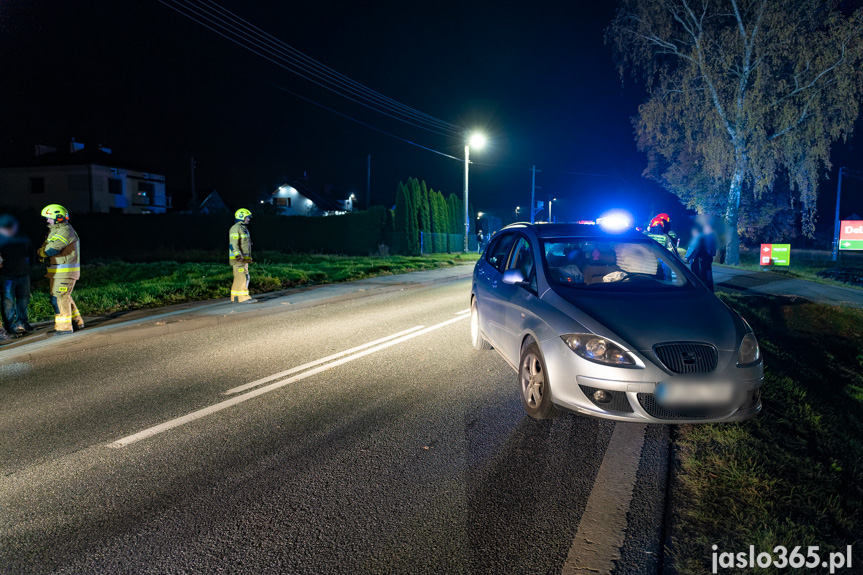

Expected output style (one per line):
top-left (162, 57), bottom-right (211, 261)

top-left (38, 204), bottom-right (83, 335)
top-left (229, 208), bottom-right (256, 304)
top-left (0, 215), bottom-right (33, 334)
top-left (685, 220), bottom-right (717, 291)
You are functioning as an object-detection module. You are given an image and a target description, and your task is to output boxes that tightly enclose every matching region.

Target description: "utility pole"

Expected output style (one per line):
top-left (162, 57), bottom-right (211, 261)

top-left (464, 143), bottom-right (470, 252)
top-left (366, 154), bottom-right (371, 210)
top-left (832, 167), bottom-right (845, 262)
top-left (833, 167), bottom-right (863, 261)
top-left (530, 165), bottom-right (542, 223)
top-left (190, 156), bottom-right (198, 211)
top-left (530, 165), bottom-right (539, 224)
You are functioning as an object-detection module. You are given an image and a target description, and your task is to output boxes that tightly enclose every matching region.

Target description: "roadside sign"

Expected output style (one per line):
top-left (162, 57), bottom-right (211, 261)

top-left (839, 220), bottom-right (863, 251)
top-left (760, 244), bottom-right (790, 266)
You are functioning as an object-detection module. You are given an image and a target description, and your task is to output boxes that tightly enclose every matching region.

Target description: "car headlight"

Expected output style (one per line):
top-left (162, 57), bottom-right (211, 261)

top-left (737, 333), bottom-right (761, 366)
top-left (561, 334), bottom-right (636, 366)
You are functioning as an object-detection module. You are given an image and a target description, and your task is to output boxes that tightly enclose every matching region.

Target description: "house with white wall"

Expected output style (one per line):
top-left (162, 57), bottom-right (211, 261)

top-left (269, 178), bottom-right (355, 216)
top-left (0, 142), bottom-right (170, 214)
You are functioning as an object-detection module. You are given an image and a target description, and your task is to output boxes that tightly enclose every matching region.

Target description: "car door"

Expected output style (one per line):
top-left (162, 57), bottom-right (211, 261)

top-left (476, 232), bottom-right (517, 350)
top-left (495, 235), bottom-right (541, 363)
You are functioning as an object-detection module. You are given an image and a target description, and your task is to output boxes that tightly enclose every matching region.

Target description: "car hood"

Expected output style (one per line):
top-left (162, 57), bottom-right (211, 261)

top-left (549, 287), bottom-right (743, 352)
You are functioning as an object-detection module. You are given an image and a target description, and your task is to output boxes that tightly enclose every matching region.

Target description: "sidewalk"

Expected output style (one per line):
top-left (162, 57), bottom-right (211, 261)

top-left (0, 265), bottom-right (474, 366)
top-left (714, 265), bottom-right (863, 309)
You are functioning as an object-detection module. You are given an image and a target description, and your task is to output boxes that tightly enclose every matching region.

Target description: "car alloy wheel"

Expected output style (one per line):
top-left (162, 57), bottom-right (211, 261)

top-left (518, 341), bottom-right (560, 419)
top-left (521, 351), bottom-right (545, 408)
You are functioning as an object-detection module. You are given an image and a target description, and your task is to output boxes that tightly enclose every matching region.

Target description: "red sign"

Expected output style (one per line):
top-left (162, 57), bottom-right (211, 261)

top-left (760, 244), bottom-right (772, 265)
top-left (840, 221), bottom-right (863, 240)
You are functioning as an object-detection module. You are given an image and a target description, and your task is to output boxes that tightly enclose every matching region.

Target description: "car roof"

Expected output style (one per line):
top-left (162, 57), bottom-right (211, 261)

top-left (500, 222), bottom-right (647, 240)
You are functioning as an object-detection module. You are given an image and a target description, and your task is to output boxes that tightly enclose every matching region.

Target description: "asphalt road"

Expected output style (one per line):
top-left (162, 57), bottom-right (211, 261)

top-left (0, 279), bottom-right (665, 575)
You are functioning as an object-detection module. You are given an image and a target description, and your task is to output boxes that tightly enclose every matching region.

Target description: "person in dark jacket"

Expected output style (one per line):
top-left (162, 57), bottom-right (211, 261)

top-left (0, 215), bottom-right (33, 334)
top-left (685, 220), bottom-right (718, 291)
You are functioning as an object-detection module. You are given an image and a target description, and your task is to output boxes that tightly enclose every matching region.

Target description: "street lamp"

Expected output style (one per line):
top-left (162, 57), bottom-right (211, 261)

top-left (464, 132), bottom-right (486, 252)
top-left (549, 198), bottom-right (557, 222)
top-left (515, 206), bottom-right (520, 219)
top-left (477, 211), bottom-right (484, 219)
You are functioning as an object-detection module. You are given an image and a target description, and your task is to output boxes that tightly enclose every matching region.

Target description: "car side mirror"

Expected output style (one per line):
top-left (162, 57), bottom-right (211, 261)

top-left (502, 269), bottom-right (525, 285)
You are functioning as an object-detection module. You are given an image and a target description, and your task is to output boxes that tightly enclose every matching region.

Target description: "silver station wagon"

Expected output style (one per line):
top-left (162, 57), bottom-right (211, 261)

top-left (470, 223), bottom-right (763, 423)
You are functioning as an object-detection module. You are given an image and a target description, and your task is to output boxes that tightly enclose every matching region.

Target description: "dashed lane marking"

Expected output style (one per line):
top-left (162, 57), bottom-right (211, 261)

top-left (110, 315), bottom-right (469, 448)
top-left (224, 326), bottom-right (426, 395)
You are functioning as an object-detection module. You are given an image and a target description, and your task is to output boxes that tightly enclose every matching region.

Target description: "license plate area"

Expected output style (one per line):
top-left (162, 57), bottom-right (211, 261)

top-left (655, 380), bottom-right (736, 407)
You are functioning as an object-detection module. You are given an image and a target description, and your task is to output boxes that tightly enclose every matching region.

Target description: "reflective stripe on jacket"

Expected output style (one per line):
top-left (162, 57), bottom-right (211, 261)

top-left (228, 222), bottom-right (251, 264)
top-left (41, 222), bottom-right (80, 280)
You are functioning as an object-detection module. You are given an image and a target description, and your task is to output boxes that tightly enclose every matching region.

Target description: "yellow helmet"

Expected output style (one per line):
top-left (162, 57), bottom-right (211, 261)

top-left (41, 204), bottom-right (69, 221)
top-left (235, 208), bottom-right (252, 221)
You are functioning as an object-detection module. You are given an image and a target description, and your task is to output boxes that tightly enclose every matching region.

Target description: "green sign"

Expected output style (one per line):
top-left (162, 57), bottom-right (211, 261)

top-left (759, 243), bottom-right (790, 266)
top-left (840, 240), bottom-right (863, 251)
top-left (839, 221), bottom-right (863, 250)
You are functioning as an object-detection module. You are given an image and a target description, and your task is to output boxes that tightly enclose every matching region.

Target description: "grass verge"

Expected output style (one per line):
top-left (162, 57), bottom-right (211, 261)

top-left (721, 250), bottom-right (863, 290)
top-left (24, 252), bottom-right (478, 323)
top-left (669, 293), bottom-right (863, 574)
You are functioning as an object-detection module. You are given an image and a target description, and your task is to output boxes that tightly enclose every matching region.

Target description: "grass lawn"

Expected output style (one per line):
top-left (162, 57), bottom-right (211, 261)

top-left (669, 293), bottom-right (863, 574)
top-left (25, 252), bottom-right (479, 323)
top-left (719, 250), bottom-right (863, 290)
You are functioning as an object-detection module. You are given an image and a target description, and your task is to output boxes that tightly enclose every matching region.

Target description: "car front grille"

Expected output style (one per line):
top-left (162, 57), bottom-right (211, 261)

top-left (653, 343), bottom-right (718, 374)
top-left (636, 392), bottom-right (744, 420)
top-left (579, 385), bottom-right (634, 413)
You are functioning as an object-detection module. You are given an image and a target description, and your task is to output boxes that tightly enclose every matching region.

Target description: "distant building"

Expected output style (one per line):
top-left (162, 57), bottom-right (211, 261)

top-left (268, 178), bottom-right (355, 216)
top-left (0, 141), bottom-right (170, 214)
top-left (198, 190), bottom-right (230, 215)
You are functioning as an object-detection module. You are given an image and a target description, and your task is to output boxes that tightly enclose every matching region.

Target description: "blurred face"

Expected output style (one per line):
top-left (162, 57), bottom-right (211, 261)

top-left (244, 216), bottom-right (251, 224)
top-left (46, 217), bottom-right (55, 226)
top-left (0, 224), bottom-right (16, 237)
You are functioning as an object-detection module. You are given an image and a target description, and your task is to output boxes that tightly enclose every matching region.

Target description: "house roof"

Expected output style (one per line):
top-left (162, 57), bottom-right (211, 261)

top-left (273, 179), bottom-right (345, 212)
top-left (198, 190), bottom-right (230, 214)
top-left (286, 178), bottom-right (346, 212)
top-left (2, 148), bottom-right (162, 175)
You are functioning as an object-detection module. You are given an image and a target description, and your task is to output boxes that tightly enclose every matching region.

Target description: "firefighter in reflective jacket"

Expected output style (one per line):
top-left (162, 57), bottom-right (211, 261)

top-left (37, 204), bottom-right (83, 335)
top-left (646, 213), bottom-right (677, 252)
top-left (229, 208), bottom-right (256, 303)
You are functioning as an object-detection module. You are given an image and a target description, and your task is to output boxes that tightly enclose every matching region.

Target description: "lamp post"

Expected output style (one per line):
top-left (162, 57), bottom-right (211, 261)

top-left (548, 198), bottom-right (557, 222)
top-left (515, 206), bottom-right (520, 220)
top-left (464, 132), bottom-right (486, 252)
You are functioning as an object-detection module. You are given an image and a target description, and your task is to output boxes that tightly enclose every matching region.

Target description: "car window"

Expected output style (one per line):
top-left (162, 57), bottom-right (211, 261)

top-left (506, 237), bottom-right (537, 292)
top-left (541, 237), bottom-right (691, 291)
top-left (486, 232), bottom-right (516, 271)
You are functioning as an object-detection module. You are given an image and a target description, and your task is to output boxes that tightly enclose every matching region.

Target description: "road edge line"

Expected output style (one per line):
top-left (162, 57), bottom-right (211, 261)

top-left (561, 423), bottom-right (647, 575)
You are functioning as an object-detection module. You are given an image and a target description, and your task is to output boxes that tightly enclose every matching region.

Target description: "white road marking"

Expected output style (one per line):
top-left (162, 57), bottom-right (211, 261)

top-left (454, 308), bottom-right (471, 316)
top-left (224, 326), bottom-right (425, 395)
top-left (110, 315), bottom-right (469, 448)
top-left (561, 423), bottom-right (646, 575)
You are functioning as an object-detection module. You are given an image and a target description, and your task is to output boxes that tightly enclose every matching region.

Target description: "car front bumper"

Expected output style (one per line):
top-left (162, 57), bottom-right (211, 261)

top-left (541, 337), bottom-right (764, 424)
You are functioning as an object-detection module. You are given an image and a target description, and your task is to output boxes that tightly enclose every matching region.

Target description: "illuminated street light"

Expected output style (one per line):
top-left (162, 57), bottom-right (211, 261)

top-left (515, 206), bottom-right (520, 219)
top-left (477, 211), bottom-right (484, 219)
top-left (464, 132), bottom-right (486, 252)
top-left (548, 198), bottom-right (557, 222)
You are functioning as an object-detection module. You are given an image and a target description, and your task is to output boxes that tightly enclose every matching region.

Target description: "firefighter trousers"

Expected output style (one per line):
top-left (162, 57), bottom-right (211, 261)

top-left (50, 277), bottom-right (83, 332)
top-left (231, 263), bottom-right (251, 302)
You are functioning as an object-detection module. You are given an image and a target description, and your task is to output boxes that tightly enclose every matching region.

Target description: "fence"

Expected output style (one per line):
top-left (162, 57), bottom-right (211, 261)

top-left (3, 206), bottom-right (392, 260)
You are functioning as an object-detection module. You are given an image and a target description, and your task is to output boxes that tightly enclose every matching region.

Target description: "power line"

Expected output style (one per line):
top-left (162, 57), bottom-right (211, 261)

top-left (158, 0), bottom-right (462, 137)
top-left (472, 161), bottom-right (621, 179)
top-left (270, 83), bottom-right (464, 162)
top-left (197, 0), bottom-right (461, 133)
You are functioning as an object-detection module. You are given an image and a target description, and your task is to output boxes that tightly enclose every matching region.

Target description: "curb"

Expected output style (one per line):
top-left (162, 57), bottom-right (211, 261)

top-left (0, 271), bottom-right (473, 366)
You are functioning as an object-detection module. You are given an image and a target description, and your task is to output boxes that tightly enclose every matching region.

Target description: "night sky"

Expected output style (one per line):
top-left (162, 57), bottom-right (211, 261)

top-left (1, 0), bottom-right (860, 229)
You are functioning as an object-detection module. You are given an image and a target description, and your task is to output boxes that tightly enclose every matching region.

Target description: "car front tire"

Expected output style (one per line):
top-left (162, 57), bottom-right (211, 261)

top-left (519, 341), bottom-right (560, 420)
top-left (471, 298), bottom-right (493, 351)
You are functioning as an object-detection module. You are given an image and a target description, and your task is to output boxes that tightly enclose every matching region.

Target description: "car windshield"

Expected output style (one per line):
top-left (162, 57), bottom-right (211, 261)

top-left (541, 237), bottom-right (691, 291)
